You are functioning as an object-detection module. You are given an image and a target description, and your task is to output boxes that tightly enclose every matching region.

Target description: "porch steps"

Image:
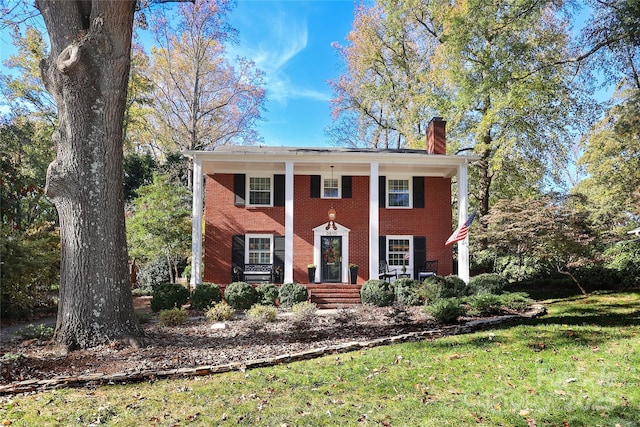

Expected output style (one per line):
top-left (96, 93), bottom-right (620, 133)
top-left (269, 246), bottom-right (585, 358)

top-left (305, 284), bottom-right (362, 309)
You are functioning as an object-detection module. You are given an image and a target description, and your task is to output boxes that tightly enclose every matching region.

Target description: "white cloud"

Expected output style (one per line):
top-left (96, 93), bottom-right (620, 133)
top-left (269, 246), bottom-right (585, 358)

top-left (229, 5), bottom-right (330, 105)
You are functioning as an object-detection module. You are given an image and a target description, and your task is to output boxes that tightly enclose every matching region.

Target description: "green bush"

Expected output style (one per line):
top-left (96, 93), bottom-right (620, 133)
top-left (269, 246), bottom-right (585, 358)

top-left (466, 293), bottom-right (503, 316)
top-left (206, 301), bottom-right (235, 322)
top-left (224, 281), bottom-right (258, 310)
top-left (443, 275), bottom-right (472, 298)
top-left (190, 283), bottom-right (221, 310)
top-left (360, 279), bottom-right (395, 307)
top-left (417, 275), bottom-right (447, 304)
top-left (425, 298), bottom-right (466, 323)
top-left (247, 304), bottom-right (278, 323)
top-left (393, 278), bottom-right (421, 306)
top-left (15, 324), bottom-right (54, 341)
top-left (256, 283), bottom-right (279, 306)
top-left (469, 273), bottom-right (507, 295)
top-left (137, 257), bottom-right (171, 289)
top-left (278, 282), bottom-right (308, 308)
top-left (499, 292), bottom-right (532, 311)
top-left (604, 241), bottom-right (640, 288)
top-left (150, 283), bottom-right (190, 312)
top-left (158, 308), bottom-right (188, 326)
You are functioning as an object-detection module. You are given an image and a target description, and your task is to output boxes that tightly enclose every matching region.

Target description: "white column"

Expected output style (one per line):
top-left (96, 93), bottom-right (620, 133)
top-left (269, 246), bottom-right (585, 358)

top-left (190, 158), bottom-right (204, 287)
top-left (284, 161), bottom-right (294, 283)
top-left (457, 162), bottom-right (470, 283)
top-left (369, 162), bottom-right (380, 281)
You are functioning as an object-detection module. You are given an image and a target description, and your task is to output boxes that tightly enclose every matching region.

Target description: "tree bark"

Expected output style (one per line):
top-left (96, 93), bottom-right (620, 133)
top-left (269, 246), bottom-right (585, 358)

top-left (36, 0), bottom-right (143, 349)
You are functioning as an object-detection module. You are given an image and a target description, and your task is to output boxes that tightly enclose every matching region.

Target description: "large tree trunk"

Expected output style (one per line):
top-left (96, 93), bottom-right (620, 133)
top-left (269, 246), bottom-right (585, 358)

top-left (37, 0), bottom-right (142, 349)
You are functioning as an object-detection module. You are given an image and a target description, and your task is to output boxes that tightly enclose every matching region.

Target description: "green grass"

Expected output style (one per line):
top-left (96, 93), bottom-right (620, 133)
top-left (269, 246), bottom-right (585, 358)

top-left (2, 292), bottom-right (639, 426)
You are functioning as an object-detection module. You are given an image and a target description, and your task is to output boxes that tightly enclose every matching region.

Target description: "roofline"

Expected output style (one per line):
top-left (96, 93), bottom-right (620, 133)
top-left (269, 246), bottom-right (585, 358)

top-left (184, 147), bottom-right (481, 166)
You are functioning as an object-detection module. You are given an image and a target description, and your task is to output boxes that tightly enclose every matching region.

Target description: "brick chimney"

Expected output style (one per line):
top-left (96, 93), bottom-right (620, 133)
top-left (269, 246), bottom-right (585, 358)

top-left (426, 117), bottom-right (446, 155)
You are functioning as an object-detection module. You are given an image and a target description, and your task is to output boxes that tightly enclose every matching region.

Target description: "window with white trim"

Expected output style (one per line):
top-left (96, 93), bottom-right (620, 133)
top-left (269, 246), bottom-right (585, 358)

top-left (387, 236), bottom-right (412, 271)
top-left (246, 234), bottom-right (273, 264)
top-left (387, 178), bottom-right (411, 208)
top-left (322, 176), bottom-right (340, 198)
top-left (248, 176), bottom-right (272, 206)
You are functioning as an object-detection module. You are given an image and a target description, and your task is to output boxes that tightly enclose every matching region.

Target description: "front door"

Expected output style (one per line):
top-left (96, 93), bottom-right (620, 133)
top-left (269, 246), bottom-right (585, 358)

top-left (321, 236), bottom-right (342, 283)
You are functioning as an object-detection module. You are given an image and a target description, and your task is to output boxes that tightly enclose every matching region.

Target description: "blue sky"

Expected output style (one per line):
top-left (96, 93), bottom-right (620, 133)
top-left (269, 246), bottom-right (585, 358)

top-left (0, 1), bottom-right (357, 147)
top-left (228, 1), bottom-right (357, 147)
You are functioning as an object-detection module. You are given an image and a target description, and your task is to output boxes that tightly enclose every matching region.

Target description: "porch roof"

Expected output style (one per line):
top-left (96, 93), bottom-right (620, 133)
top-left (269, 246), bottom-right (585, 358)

top-left (184, 146), bottom-right (479, 178)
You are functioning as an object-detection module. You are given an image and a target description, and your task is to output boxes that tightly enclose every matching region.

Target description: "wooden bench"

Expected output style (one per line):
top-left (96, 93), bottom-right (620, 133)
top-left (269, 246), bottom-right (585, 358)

top-left (242, 264), bottom-right (273, 284)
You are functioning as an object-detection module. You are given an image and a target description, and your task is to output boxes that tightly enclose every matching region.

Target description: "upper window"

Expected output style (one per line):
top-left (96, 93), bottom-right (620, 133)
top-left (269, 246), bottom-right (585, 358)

top-left (387, 178), bottom-right (410, 208)
top-left (248, 176), bottom-right (272, 206)
top-left (246, 234), bottom-right (273, 264)
top-left (323, 177), bottom-right (340, 198)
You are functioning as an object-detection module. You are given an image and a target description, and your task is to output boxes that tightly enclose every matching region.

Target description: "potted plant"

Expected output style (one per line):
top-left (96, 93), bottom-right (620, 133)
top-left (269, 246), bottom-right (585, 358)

top-left (307, 263), bottom-right (316, 283)
top-left (349, 263), bottom-right (358, 284)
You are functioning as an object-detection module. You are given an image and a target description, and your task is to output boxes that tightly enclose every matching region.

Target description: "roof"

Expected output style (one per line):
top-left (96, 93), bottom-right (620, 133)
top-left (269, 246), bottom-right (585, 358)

top-left (184, 146), bottom-right (480, 178)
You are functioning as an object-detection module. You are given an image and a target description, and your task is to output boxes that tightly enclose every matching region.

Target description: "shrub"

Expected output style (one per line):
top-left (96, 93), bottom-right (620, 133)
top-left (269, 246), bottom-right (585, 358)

top-left (443, 275), bottom-right (472, 298)
top-left (466, 293), bottom-right (503, 316)
top-left (424, 298), bottom-right (466, 323)
top-left (247, 304), bottom-right (278, 323)
top-left (158, 308), bottom-right (188, 326)
top-left (604, 241), bottom-right (640, 288)
top-left (499, 292), bottom-right (532, 311)
top-left (290, 301), bottom-right (317, 333)
top-left (469, 273), bottom-right (508, 295)
top-left (417, 275), bottom-right (447, 304)
top-left (360, 279), bottom-right (395, 307)
top-left (278, 282), bottom-right (308, 308)
top-left (206, 301), bottom-right (235, 322)
top-left (137, 257), bottom-right (171, 289)
top-left (150, 283), bottom-right (190, 312)
top-left (256, 283), bottom-right (279, 306)
top-left (190, 283), bottom-right (221, 310)
top-left (15, 324), bottom-right (54, 341)
top-left (224, 281), bottom-right (258, 310)
top-left (393, 278), bottom-right (421, 306)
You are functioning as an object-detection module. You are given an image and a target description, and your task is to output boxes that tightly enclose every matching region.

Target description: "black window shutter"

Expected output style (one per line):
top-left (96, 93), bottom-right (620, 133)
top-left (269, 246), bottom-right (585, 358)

top-left (379, 235), bottom-right (387, 263)
top-left (413, 236), bottom-right (427, 280)
top-left (413, 176), bottom-right (425, 208)
top-left (232, 235), bottom-right (245, 281)
top-left (310, 175), bottom-right (321, 198)
top-left (342, 176), bottom-right (352, 198)
top-left (274, 174), bottom-right (285, 206)
top-left (379, 176), bottom-right (386, 208)
top-left (273, 236), bottom-right (285, 284)
top-left (234, 174), bottom-right (246, 206)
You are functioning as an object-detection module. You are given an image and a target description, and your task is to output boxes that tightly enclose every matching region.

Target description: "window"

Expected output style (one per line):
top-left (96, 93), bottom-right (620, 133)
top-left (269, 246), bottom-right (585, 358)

top-left (323, 177), bottom-right (340, 198)
top-left (246, 235), bottom-right (272, 264)
top-left (387, 237), bottom-right (411, 270)
top-left (388, 179), bottom-right (410, 208)
top-left (248, 176), bottom-right (272, 206)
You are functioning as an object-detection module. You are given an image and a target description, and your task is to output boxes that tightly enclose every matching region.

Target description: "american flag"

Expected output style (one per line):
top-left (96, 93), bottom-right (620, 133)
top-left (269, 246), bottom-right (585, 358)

top-left (445, 211), bottom-right (476, 246)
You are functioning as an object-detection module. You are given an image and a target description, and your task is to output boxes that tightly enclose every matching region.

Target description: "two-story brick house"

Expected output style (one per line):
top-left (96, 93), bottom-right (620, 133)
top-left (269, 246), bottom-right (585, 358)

top-left (186, 118), bottom-right (475, 293)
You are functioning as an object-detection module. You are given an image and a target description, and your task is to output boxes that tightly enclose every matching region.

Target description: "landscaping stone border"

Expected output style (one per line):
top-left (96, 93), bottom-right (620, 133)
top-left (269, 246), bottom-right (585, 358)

top-left (0, 304), bottom-right (546, 395)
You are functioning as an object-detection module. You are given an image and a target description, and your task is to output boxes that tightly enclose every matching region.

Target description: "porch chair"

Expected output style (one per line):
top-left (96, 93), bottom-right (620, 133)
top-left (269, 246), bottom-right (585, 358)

top-left (379, 260), bottom-right (398, 282)
top-left (417, 260), bottom-right (438, 282)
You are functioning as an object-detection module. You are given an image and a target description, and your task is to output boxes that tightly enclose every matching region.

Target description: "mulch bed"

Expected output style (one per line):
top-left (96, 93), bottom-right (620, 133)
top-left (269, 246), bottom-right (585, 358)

top-left (0, 302), bottom-right (546, 395)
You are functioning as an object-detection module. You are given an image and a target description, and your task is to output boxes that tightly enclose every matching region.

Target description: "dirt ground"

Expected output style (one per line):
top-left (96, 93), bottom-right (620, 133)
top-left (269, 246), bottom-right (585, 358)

top-left (0, 299), bottom-right (538, 392)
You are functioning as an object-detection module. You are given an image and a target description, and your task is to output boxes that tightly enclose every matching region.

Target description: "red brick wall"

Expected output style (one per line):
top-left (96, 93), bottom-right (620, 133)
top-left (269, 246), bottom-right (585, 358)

top-left (204, 173), bottom-right (453, 284)
top-left (379, 177), bottom-right (453, 276)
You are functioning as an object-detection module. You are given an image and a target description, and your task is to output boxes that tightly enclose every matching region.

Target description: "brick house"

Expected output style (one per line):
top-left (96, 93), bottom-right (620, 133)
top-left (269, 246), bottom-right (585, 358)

top-left (186, 118), bottom-right (475, 294)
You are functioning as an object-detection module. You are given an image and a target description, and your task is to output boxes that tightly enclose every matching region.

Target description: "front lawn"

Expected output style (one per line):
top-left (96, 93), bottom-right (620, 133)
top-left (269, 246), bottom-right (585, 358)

top-left (2, 292), bottom-right (639, 426)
